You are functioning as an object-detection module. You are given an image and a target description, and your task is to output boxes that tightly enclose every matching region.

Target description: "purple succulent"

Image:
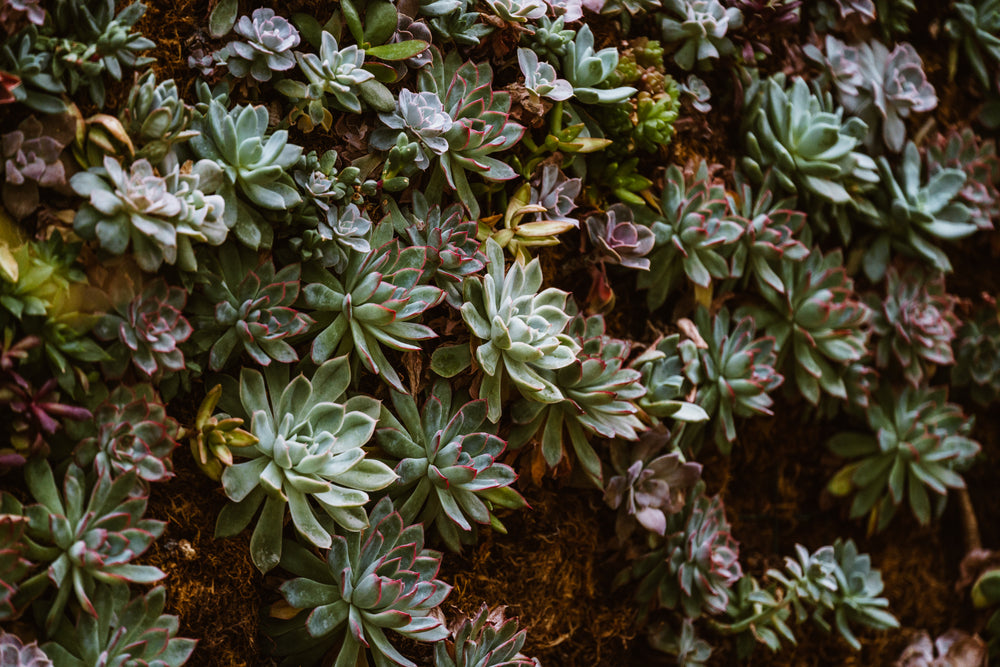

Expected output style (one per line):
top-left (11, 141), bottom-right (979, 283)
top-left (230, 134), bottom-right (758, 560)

top-left (0, 631), bottom-right (50, 667)
top-left (605, 426), bottom-right (702, 540)
top-left (530, 164), bottom-right (581, 227)
top-left (74, 384), bottom-right (180, 484)
top-left (926, 128), bottom-right (999, 231)
top-left (0, 0), bottom-right (45, 35)
top-left (1, 374), bottom-right (91, 461)
top-left (2, 114), bottom-right (73, 220)
top-left (586, 203), bottom-right (655, 270)
top-left (94, 278), bottom-right (193, 379)
top-left (867, 266), bottom-right (958, 386)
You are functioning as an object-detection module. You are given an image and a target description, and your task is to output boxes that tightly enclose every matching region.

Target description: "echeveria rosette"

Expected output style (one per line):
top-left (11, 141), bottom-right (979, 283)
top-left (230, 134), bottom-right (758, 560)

top-left (725, 174), bottom-right (809, 294)
top-left (926, 128), bottom-right (1000, 231)
top-left (278, 31), bottom-right (373, 120)
top-left (742, 73), bottom-right (879, 206)
top-left (863, 142), bottom-right (977, 281)
top-left (93, 278), bottom-right (193, 381)
top-left (21, 460), bottom-right (166, 631)
top-left (508, 314), bottom-right (645, 487)
top-left (623, 483), bottom-right (741, 620)
top-left (562, 25), bottom-right (637, 104)
top-left (41, 584), bottom-right (196, 667)
top-left (376, 381), bottom-right (526, 552)
top-left (417, 50), bottom-right (525, 218)
top-left (0, 631), bottom-right (50, 667)
top-left (742, 247), bottom-right (871, 405)
top-left (660, 0), bottom-right (743, 71)
top-left (371, 89), bottom-right (454, 171)
top-left (303, 224), bottom-right (445, 393)
top-left (517, 48), bottom-right (572, 102)
top-left (944, 0), bottom-right (1000, 89)
top-left (460, 238), bottom-right (580, 423)
top-left (529, 164), bottom-right (581, 228)
top-left (434, 605), bottom-right (537, 667)
top-left (214, 358), bottom-right (396, 573)
top-left (265, 499), bottom-right (451, 667)
top-left (189, 244), bottom-right (314, 371)
top-left (866, 266), bottom-right (958, 386)
top-left (679, 307), bottom-right (783, 456)
top-left (605, 426), bottom-right (702, 541)
top-left (189, 100), bottom-right (303, 249)
top-left (586, 203), bottom-right (655, 270)
top-left (483, 0), bottom-right (547, 23)
top-left (71, 156), bottom-right (228, 272)
top-left (220, 8), bottom-right (300, 82)
top-left (631, 334), bottom-right (709, 425)
top-left (635, 161), bottom-right (743, 310)
top-left (119, 71), bottom-right (197, 165)
top-left (74, 384), bottom-right (180, 484)
top-left (952, 299), bottom-right (1000, 406)
top-left (827, 383), bottom-right (980, 533)
top-left (1, 113), bottom-right (69, 221)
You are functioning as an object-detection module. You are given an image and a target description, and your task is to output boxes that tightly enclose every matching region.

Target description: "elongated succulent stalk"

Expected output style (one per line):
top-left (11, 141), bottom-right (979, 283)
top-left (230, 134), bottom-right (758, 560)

top-left (303, 223), bottom-right (445, 393)
top-left (460, 238), bottom-right (580, 423)
top-left (623, 483), bottom-right (741, 619)
top-left (926, 128), bottom-right (1000, 231)
top-left (586, 203), bottom-right (655, 270)
top-left (864, 141), bottom-right (976, 280)
top-left (189, 244), bottom-right (314, 371)
top-left (435, 605), bottom-right (538, 667)
top-left (605, 426), bottom-right (702, 540)
top-left (377, 381), bottom-right (526, 552)
top-left (740, 246), bottom-right (871, 405)
top-left (508, 313), bottom-right (646, 486)
top-left (41, 584), bottom-right (195, 666)
top-left (21, 460), bottom-right (166, 630)
top-left (827, 383), bottom-right (980, 532)
top-left (866, 266), bottom-right (958, 386)
top-left (742, 73), bottom-right (878, 205)
top-left (660, 0), bottom-right (743, 71)
top-left (214, 358), bottom-right (396, 573)
top-left (219, 8), bottom-right (300, 82)
top-left (635, 161), bottom-right (743, 309)
top-left (952, 298), bottom-right (1000, 405)
top-left (119, 72), bottom-right (197, 164)
top-left (265, 498), bottom-right (452, 667)
top-left (71, 156), bottom-right (228, 272)
top-left (678, 307), bottom-right (783, 455)
top-left (74, 383), bottom-right (180, 484)
top-left (94, 278), bottom-right (192, 380)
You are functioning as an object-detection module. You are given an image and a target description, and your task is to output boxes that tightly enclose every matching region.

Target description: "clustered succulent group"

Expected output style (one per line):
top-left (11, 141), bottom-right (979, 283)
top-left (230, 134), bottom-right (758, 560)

top-left (0, 0), bottom-right (999, 664)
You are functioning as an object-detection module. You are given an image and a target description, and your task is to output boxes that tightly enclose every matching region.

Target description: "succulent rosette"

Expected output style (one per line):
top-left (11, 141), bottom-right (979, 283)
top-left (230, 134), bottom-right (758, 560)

top-left (434, 605), bottom-right (538, 667)
top-left (586, 203), bottom-right (655, 270)
top-left (660, 0), bottom-right (743, 71)
top-left (220, 8), bottom-right (300, 82)
top-left (952, 298), bottom-right (1000, 405)
top-left (0, 631), bottom-right (51, 667)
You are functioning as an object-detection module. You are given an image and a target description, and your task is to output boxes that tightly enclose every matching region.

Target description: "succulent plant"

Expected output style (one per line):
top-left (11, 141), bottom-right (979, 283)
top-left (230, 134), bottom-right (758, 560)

top-left (303, 223), bottom-right (444, 392)
top-left (372, 89), bottom-right (455, 172)
top-left (214, 358), bottom-right (396, 573)
top-left (434, 605), bottom-right (537, 667)
top-left (483, 0), bottom-right (547, 23)
top-left (725, 174), bottom-right (809, 294)
top-left (0, 631), bottom-right (51, 667)
top-left (721, 540), bottom-right (898, 652)
top-left (73, 384), bottom-right (179, 484)
top-left (635, 161), bottom-right (743, 309)
top-left (827, 383), bottom-right (980, 532)
top-left (649, 618), bottom-right (712, 666)
top-left (562, 25), bottom-right (637, 104)
top-left (605, 426), bottom-right (702, 540)
top-left (660, 0), bottom-right (743, 71)
top-left (517, 48), bottom-right (572, 102)
top-left (189, 244), bottom-right (314, 371)
top-left (586, 203), bottom-right (655, 270)
top-left (0, 0), bottom-right (45, 33)
top-left (376, 380), bottom-right (526, 552)
top-left (863, 141), bottom-right (976, 280)
top-left (426, 0), bottom-right (494, 48)
top-left (740, 246), bottom-right (871, 405)
top-left (218, 8), bottom-right (300, 82)
top-left (508, 313), bottom-right (646, 486)
top-left (21, 459), bottom-right (166, 630)
top-left (2, 113), bottom-right (72, 220)
top-left (477, 179), bottom-right (578, 265)
top-left (0, 28), bottom-right (67, 114)
top-left (400, 194), bottom-right (484, 308)
top-left (72, 156), bottom-right (228, 272)
top-left (460, 238), bottom-right (580, 423)
top-left (188, 383), bottom-right (257, 481)
top-left (71, 110), bottom-right (135, 170)
top-left (678, 307), bottom-right (783, 455)
top-left (952, 298), bottom-right (1000, 406)
top-left (265, 498), bottom-right (451, 666)
top-left (926, 128), bottom-right (1000, 231)
top-left (895, 629), bottom-right (987, 667)
top-left (866, 266), bottom-right (958, 386)
top-left (292, 150), bottom-right (361, 214)
top-left (189, 100), bottom-right (303, 249)
top-left (823, 37), bottom-right (937, 152)
top-left (93, 278), bottom-right (193, 380)
top-left (623, 483), bottom-right (742, 619)
top-left (528, 16), bottom-right (576, 62)
top-left (742, 73), bottom-right (879, 205)
top-left (945, 0), bottom-right (1000, 89)
top-left (0, 506), bottom-right (32, 621)
top-left (42, 584), bottom-right (196, 667)
top-left (278, 31), bottom-right (374, 122)
top-left (730, 0), bottom-right (802, 63)
top-left (633, 90), bottom-right (680, 152)
top-left (631, 334), bottom-right (708, 426)
top-left (0, 369), bottom-right (91, 462)
top-left (119, 71), bottom-right (197, 165)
